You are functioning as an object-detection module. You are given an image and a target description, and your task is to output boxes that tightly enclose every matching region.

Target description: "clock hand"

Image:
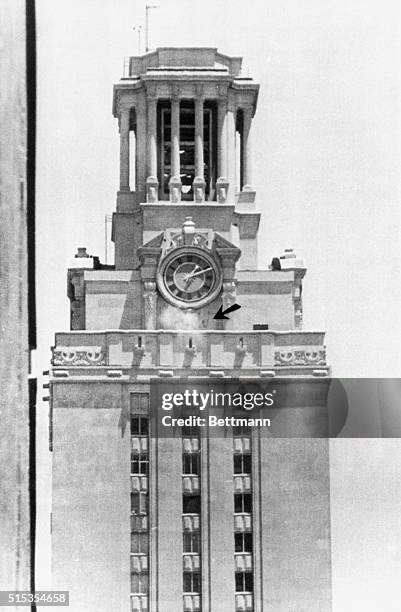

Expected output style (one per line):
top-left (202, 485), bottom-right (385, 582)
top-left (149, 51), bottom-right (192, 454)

top-left (183, 265), bottom-right (199, 282)
top-left (186, 267), bottom-right (213, 279)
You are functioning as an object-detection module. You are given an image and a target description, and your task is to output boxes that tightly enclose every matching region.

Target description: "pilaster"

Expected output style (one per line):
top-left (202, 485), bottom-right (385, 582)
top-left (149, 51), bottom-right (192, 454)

top-left (143, 281), bottom-right (157, 330)
top-left (242, 104), bottom-right (253, 190)
top-left (119, 107), bottom-right (130, 191)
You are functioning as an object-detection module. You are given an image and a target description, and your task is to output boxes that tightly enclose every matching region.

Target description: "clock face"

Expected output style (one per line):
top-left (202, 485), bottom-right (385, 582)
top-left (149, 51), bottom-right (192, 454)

top-left (157, 247), bottom-right (222, 309)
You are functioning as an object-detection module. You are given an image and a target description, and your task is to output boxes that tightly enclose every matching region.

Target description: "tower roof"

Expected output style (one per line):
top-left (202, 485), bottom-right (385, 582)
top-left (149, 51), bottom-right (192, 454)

top-left (126, 47), bottom-right (243, 78)
top-left (113, 47), bottom-right (259, 118)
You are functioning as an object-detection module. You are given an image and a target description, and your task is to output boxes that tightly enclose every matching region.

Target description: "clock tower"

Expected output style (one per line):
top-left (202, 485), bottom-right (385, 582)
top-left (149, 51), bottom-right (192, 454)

top-left (50, 48), bottom-right (332, 612)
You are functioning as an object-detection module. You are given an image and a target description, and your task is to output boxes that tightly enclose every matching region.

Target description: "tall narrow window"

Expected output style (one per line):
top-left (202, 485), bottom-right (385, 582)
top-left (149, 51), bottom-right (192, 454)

top-left (234, 454), bottom-right (252, 475)
top-left (234, 532), bottom-right (253, 554)
top-left (182, 425), bottom-right (202, 611)
top-left (233, 426), bottom-right (253, 611)
top-left (234, 493), bottom-right (252, 514)
top-left (183, 454), bottom-right (200, 475)
top-left (130, 393), bottom-right (150, 609)
top-left (235, 572), bottom-right (253, 593)
top-left (129, 107), bottom-right (136, 191)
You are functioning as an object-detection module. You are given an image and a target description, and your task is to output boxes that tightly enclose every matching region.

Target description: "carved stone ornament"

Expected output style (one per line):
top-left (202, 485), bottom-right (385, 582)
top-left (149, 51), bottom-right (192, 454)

top-left (295, 310), bottom-right (303, 329)
top-left (293, 281), bottom-right (303, 330)
top-left (217, 83), bottom-right (228, 99)
top-left (146, 84), bottom-right (158, 102)
top-left (222, 280), bottom-right (237, 309)
top-left (143, 281), bottom-right (157, 297)
top-left (167, 226), bottom-right (210, 251)
top-left (143, 281), bottom-right (157, 329)
top-left (195, 83), bottom-right (205, 100)
top-left (170, 83), bottom-right (180, 100)
top-left (274, 349), bottom-right (326, 367)
top-left (52, 347), bottom-right (106, 366)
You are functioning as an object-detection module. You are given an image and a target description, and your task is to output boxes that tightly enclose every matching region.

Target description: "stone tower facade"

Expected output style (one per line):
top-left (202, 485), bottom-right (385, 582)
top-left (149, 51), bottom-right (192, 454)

top-left (50, 48), bottom-right (331, 612)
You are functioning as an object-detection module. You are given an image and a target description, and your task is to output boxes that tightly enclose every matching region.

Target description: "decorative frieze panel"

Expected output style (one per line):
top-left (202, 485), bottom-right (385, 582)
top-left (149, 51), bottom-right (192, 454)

top-left (168, 230), bottom-right (210, 251)
top-left (274, 349), bottom-right (326, 367)
top-left (52, 347), bottom-right (106, 366)
top-left (52, 331), bottom-right (327, 372)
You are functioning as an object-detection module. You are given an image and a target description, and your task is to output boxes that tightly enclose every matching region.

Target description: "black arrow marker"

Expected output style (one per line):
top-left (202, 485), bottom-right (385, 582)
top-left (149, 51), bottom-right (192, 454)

top-left (213, 303), bottom-right (242, 320)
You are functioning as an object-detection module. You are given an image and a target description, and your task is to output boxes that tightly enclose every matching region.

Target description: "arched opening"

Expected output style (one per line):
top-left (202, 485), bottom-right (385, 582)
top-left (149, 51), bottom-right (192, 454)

top-left (157, 99), bottom-right (217, 201)
top-left (129, 107), bottom-right (136, 191)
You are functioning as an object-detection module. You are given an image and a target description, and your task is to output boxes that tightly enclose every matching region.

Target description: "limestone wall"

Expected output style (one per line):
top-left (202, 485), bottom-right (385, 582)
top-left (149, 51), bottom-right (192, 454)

top-left (0, 0), bottom-right (32, 593)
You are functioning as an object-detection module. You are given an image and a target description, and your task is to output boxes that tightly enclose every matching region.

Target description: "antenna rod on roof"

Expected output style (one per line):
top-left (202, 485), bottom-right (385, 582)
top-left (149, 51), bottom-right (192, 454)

top-left (133, 25), bottom-right (142, 55)
top-left (145, 4), bottom-right (159, 53)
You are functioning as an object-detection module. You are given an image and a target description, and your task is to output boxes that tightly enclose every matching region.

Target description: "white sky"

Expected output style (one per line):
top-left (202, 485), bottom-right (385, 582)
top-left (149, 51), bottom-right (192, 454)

top-left (35, 1), bottom-right (401, 609)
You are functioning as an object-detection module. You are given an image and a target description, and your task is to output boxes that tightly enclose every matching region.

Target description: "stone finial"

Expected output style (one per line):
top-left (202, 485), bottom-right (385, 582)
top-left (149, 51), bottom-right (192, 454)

top-left (182, 217), bottom-right (196, 233)
top-left (182, 216), bottom-right (196, 244)
top-left (279, 248), bottom-right (306, 270)
top-left (75, 247), bottom-right (90, 258)
top-left (281, 248), bottom-right (296, 259)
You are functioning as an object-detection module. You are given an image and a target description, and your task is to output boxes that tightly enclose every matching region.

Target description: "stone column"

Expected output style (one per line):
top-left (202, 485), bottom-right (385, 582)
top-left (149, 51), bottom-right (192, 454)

top-left (146, 90), bottom-right (158, 202)
top-left (216, 96), bottom-right (229, 203)
top-left (193, 87), bottom-right (206, 202)
top-left (135, 94), bottom-right (147, 200)
top-left (226, 96), bottom-right (237, 202)
top-left (217, 97), bottom-right (227, 179)
top-left (119, 108), bottom-right (130, 191)
top-left (169, 90), bottom-right (182, 202)
top-left (242, 105), bottom-right (253, 189)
